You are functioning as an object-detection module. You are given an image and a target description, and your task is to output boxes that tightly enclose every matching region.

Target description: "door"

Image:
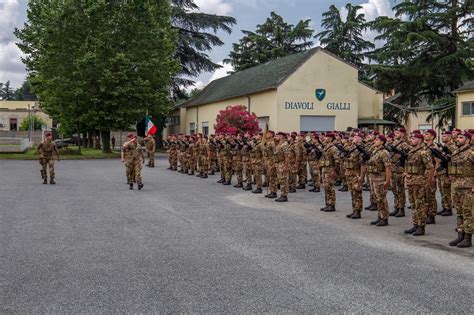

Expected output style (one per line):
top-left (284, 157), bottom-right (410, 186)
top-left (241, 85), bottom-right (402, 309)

top-left (300, 115), bottom-right (335, 132)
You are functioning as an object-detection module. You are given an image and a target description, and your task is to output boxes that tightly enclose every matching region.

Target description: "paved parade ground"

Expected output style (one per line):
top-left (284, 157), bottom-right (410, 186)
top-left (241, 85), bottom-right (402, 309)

top-left (1, 156), bottom-right (473, 313)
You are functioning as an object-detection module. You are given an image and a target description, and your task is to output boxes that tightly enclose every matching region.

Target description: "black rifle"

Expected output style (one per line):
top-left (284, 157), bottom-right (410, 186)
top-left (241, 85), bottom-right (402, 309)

top-left (356, 144), bottom-right (370, 162)
top-left (304, 142), bottom-right (322, 160)
top-left (429, 147), bottom-right (451, 174)
top-left (335, 143), bottom-right (350, 158)
top-left (385, 144), bottom-right (409, 167)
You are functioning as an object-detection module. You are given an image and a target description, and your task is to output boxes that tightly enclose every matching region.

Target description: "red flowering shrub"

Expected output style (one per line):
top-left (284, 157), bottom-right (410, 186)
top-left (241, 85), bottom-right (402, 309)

top-left (214, 105), bottom-right (259, 135)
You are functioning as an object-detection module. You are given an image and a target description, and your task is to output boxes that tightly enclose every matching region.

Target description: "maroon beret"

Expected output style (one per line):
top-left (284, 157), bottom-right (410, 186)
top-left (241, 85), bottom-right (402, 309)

top-left (412, 133), bottom-right (424, 139)
top-left (442, 130), bottom-right (452, 135)
top-left (425, 129), bottom-right (436, 137)
top-left (460, 132), bottom-right (472, 139)
top-left (453, 128), bottom-right (461, 133)
top-left (291, 132), bottom-right (298, 136)
top-left (396, 127), bottom-right (406, 133)
top-left (369, 130), bottom-right (379, 136)
top-left (325, 133), bottom-right (336, 139)
top-left (378, 135), bottom-right (387, 143)
top-left (127, 133), bottom-right (135, 138)
top-left (412, 130), bottom-right (421, 134)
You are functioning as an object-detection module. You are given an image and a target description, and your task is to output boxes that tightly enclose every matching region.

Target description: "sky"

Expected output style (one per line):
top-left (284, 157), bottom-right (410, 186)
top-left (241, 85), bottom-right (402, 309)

top-left (0, 0), bottom-right (396, 90)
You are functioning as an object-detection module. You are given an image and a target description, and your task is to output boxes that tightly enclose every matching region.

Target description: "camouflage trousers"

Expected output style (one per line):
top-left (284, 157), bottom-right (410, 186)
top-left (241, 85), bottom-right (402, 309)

top-left (370, 174), bottom-right (389, 219)
top-left (297, 160), bottom-right (307, 184)
top-left (276, 162), bottom-right (288, 196)
top-left (368, 176), bottom-right (376, 205)
top-left (147, 150), bottom-right (155, 167)
top-left (426, 184), bottom-right (438, 217)
top-left (309, 160), bottom-right (320, 188)
top-left (125, 161), bottom-right (142, 185)
top-left (407, 184), bottom-right (428, 226)
top-left (187, 156), bottom-right (195, 174)
top-left (452, 187), bottom-right (473, 234)
top-left (179, 152), bottom-right (187, 172)
top-left (335, 162), bottom-right (342, 184)
top-left (209, 153), bottom-right (217, 172)
top-left (438, 174), bottom-right (452, 209)
top-left (346, 171), bottom-right (362, 211)
top-left (252, 163), bottom-right (262, 188)
top-left (233, 159), bottom-right (243, 185)
top-left (243, 158), bottom-right (252, 184)
top-left (169, 150), bottom-right (178, 170)
top-left (39, 158), bottom-right (55, 179)
top-left (391, 172), bottom-right (406, 209)
top-left (224, 158), bottom-right (233, 182)
top-left (200, 157), bottom-right (209, 174)
top-left (288, 162), bottom-right (298, 190)
top-left (266, 161), bottom-right (277, 193)
top-left (322, 167), bottom-right (336, 206)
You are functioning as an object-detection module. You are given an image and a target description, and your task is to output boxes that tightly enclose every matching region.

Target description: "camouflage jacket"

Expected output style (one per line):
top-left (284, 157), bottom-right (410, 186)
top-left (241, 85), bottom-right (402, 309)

top-left (320, 144), bottom-right (339, 169)
top-left (389, 139), bottom-right (411, 172)
top-left (367, 146), bottom-right (391, 178)
top-left (405, 145), bottom-right (434, 186)
top-left (449, 145), bottom-right (474, 189)
top-left (37, 141), bottom-right (59, 159)
top-left (273, 141), bottom-right (289, 164)
top-left (343, 144), bottom-right (365, 175)
top-left (123, 141), bottom-right (142, 162)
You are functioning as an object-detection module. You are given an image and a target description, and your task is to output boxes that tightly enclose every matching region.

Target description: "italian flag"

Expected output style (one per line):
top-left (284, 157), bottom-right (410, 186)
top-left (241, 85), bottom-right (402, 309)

top-left (146, 115), bottom-right (157, 136)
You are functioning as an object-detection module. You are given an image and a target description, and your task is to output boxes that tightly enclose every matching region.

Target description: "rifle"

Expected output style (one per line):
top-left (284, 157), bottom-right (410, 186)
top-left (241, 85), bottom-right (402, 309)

top-left (385, 144), bottom-right (409, 167)
top-left (335, 143), bottom-right (350, 158)
top-left (304, 142), bottom-right (322, 160)
top-left (429, 147), bottom-right (451, 174)
top-left (356, 144), bottom-right (370, 162)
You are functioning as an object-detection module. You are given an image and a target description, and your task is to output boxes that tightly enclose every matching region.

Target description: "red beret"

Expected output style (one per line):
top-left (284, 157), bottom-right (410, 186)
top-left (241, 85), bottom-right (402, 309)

top-left (466, 129), bottom-right (474, 134)
top-left (425, 129), bottom-right (436, 137)
top-left (267, 131), bottom-right (275, 136)
top-left (453, 128), bottom-right (461, 133)
top-left (45, 132), bottom-right (52, 137)
top-left (442, 130), bottom-right (452, 135)
top-left (369, 130), bottom-right (379, 135)
top-left (412, 133), bottom-right (424, 139)
top-left (325, 133), bottom-right (336, 139)
top-left (291, 132), bottom-right (298, 136)
top-left (460, 132), bottom-right (472, 139)
top-left (378, 135), bottom-right (387, 143)
top-left (387, 133), bottom-right (395, 138)
top-left (299, 131), bottom-right (306, 136)
top-left (412, 130), bottom-right (421, 134)
top-left (396, 127), bottom-right (406, 133)
top-left (127, 133), bottom-right (135, 138)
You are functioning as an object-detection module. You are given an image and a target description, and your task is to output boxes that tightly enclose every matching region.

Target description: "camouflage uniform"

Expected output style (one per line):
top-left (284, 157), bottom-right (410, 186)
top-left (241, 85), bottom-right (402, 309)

top-left (241, 141), bottom-right (252, 187)
top-left (222, 141), bottom-right (233, 183)
top-left (169, 140), bottom-right (178, 170)
top-left (287, 141), bottom-right (298, 191)
top-left (308, 141), bottom-right (322, 190)
top-left (250, 141), bottom-right (264, 190)
top-left (178, 141), bottom-right (188, 173)
top-left (199, 141), bottom-right (210, 176)
top-left (405, 145), bottom-right (434, 227)
top-left (231, 142), bottom-right (243, 186)
top-left (208, 140), bottom-right (218, 174)
top-left (144, 136), bottom-right (156, 167)
top-left (344, 144), bottom-right (365, 214)
top-left (425, 142), bottom-right (439, 218)
top-left (123, 141), bottom-right (143, 185)
top-left (274, 140), bottom-right (289, 197)
top-left (186, 142), bottom-right (195, 175)
top-left (37, 141), bottom-right (59, 181)
top-left (263, 142), bottom-right (277, 194)
top-left (437, 142), bottom-right (457, 212)
top-left (389, 139), bottom-right (411, 211)
top-left (320, 143), bottom-right (339, 207)
top-left (296, 139), bottom-right (307, 186)
top-left (367, 146), bottom-right (391, 220)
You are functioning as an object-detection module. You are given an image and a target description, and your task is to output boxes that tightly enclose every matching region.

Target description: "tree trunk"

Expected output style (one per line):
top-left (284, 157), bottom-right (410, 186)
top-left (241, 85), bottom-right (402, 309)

top-left (94, 131), bottom-right (101, 150)
top-left (87, 130), bottom-right (93, 148)
top-left (100, 130), bottom-right (112, 153)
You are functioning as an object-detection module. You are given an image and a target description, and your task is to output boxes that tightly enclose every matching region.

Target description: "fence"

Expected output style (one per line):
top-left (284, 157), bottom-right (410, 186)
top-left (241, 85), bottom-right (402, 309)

top-left (0, 137), bottom-right (31, 153)
top-left (0, 131), bottom-right (43, 146)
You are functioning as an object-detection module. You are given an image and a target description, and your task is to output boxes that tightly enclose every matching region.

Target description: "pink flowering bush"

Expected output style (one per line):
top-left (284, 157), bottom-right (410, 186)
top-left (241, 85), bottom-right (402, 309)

top-left (214, 105), bottom-right (259, 135)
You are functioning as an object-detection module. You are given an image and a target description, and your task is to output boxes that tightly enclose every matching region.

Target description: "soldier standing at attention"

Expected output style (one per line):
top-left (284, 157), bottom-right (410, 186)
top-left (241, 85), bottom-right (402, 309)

top-left (365, 135), bottom-right (392, 226)
top-left (121, 134), bottom-right (144, 190)
top-left (273, 132), bottom-right (290, 202)
top-left (364, 130), bottom-right (378, 211)
top-left (222, 133), bottom-right (234, 185)
top-left (264, 131), bottom-right (278, 199)
top-left (287, 132), bottom-right (298, 193)
top-left (296, 132), bottom-right (307, 189)
top-left (169, 135), bottom-right (179, 171)
top-left (308, 133), bottom-right (322, 193)
top-left (187, 136), bottom-right (196, 175)
top-left (35, 132), bottom-right (60, 185)
top-left (345, 132), bottom-right (366, 219)
top-left (404, 132), bottom-right (435, 236)
top-left (241, 133), bottom-right (253, 191)
top-left (448, 131), bottom-right (473, 248)
top-left (197, 136), bottom-right (210, 178)
top-left (250, 134), bottom-right (264, 194)
top-left (436, 131), bottom-right (457, 216)
top-left (208, 134), bottom-right (218, 175)
top-left (388, 127), bottom-right (411, 217)
top-left (319, 132), bottom-right (339, 212)
top-left (423, 129), bottom-right (439, 224)
top-left (144, 135), bottom-right (156, 167)
top-left (231, 134), bottom-right (244, 188)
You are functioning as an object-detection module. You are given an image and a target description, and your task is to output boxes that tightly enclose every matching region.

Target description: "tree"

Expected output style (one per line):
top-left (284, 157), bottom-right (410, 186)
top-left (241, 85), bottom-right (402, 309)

top-left (226, 12), bottom-right (314, 71)
top-left (14, 79), bottom-right (37, 101)
top-left (171, 0), bottom-right (236, 99)
top-left (0, 81), bottom-right (15, 100)
top-left (369, 0), bottom-right (473, 111)
top-left (315, 4), bottom-right (375, 79)
top-left (19, 114), bottom-right (45, 131)
top-left (16, 0), bottom-right (179, 153)
top-left (214, 105), bottom-right (259, 135)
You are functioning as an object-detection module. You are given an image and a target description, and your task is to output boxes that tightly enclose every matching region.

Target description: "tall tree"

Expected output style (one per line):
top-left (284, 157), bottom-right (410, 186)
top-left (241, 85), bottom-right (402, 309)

top-left (171, 0), bottom-right (236, 99)
top-left (226, 12), bottom-right (314, 72)
top-left (16, 0), bottom-right (179, 152)
top-left (0, 81), bottom-right (15, 100)
top-left (14, 79), bottom-right (37, 101)
top-left (315, 3), bottom-right (375, 79)
top-left (369, 0), bottom-right (473, 109)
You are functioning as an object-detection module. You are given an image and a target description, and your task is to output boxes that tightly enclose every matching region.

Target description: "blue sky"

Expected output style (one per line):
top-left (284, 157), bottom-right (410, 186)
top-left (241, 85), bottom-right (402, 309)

top-left (0, 0), bottom-right (396, 89)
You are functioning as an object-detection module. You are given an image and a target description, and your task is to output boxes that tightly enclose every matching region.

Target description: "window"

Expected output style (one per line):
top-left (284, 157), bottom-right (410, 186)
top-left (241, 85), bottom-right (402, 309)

top-left (189, 122), bottom-right (196, 135)
top-left (10, 118), bottom-right (17, 131)
top-left (202, 121), bottom-right (209, 136)
top-left (258, 116), bottom-right (269, 132)
top-left (165, 116), bottom-right (180, 126)
top-left (462, 102), bottom-right (474, 116)
top-left (418, 124), bottom-right (431, 132)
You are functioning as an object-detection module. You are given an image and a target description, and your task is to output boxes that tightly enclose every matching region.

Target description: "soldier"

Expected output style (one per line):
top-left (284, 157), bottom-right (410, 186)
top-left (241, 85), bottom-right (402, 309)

top-left (423, 129), bottom-right (439, 224)
top-left (263, 131), bottom-right (278, 199)
top-left (217, 134), bottom-right (227, 183)
top-left (222, 133), bottom-right (234, 185)
top-left (35, 132), bottom-right (60, 184)
top-left (296, 132), bottom-right (307, 189)
top-left (197, 136), bottom-right (210, 178)
top-left (273, 132), bottom-right (290, 202)
top-left (186, 136), bottom-right (196, 175)
top-left (208, 134), bottom-right (218, 175)
top-left (249, 134), bottom-right (264, 194)
top-left (144, 135), bottom-right (156, 167)
top-left (365, 135), bottom-right (392, 226)
top-left (403, 132), bottom-right (435, 236)
top-left (345, 132), bottom-right (366, 219)
top-left (308, 133), bottom-right (322, 193)
top-left (231, 134), bottom-right (244, 188)
top-left (121, 133), bottom-right (144, 190)
top-left (388, 127), bottom-right (411, 217)
top-left (169, 135), bottom-right (179, 171)
top-left (241, 133), bottom-right (253, 191)
top-left (437, 131), bottom-right (457, 216)
top-left (364, 130), bottom-right (378, 211)
top-left (448, 131), bottom-right (473, 248)
top-left (178, 134), bottom-right (188, 174)
top-left (337, 135), bottom-right (349, 192)
top-left (319, 133), bottom-right (339, 212)
top-left (287, 132), bottom-right (298, 193)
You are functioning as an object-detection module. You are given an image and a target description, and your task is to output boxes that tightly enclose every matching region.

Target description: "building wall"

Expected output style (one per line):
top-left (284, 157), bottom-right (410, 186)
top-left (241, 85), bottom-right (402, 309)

top-left (276, 50), bottom-right (359, 131)
top-left (456, 91), bottom-right (474, 131)
top-left (0, 101), bottom-right (54, 131)
top-left (358, 83), bottom-right (383, 119)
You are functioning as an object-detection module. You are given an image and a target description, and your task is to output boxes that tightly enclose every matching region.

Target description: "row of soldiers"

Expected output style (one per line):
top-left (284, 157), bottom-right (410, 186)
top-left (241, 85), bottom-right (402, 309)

top-left (164, 127), bottom-right (474, 248)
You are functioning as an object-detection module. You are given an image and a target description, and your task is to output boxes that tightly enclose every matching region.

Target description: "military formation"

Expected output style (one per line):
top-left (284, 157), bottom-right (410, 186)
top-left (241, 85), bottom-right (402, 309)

top-left (163, 127), bottom-right (474, 248)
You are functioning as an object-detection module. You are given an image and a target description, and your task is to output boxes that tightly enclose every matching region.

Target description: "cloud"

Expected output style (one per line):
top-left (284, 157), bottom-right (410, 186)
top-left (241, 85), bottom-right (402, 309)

top-left (184, 80), bottom-right (206, 94)
top-left (194, 0), bottom-right (233, 15)
top-left (209, 61), bottom-right (234, 82)
top-left (0, 0), bottom-right (20, 44)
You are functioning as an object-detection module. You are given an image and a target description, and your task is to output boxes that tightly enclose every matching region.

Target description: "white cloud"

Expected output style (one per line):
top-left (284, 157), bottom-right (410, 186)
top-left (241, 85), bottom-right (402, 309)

top-left (184, 80), bottom-right (206, 94)
top-left (209, 61), bottom-right (234, 82)
top-left (194, 0), bottom-right (233, 15)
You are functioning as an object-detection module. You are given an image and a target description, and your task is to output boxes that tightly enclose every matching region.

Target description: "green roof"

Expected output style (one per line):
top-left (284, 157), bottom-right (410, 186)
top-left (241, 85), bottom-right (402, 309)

top-left (179, 47), bottom-right (357, 108)
top-left (454, 81), bottom-right (474, 93)
top-left (358, 118), bottom-right (397, 125)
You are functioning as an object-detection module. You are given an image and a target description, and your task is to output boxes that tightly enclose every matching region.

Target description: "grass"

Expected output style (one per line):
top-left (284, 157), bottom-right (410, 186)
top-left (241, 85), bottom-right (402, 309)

top-left (0, 146), bottom-right (120, 160)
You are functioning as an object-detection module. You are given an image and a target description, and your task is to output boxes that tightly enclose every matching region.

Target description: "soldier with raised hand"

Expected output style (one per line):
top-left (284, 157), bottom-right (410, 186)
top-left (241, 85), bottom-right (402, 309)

top-left (319, 132), bottom-right (339, 212)
top-left (403, 132), bottom-right (435, 236)
top-left (273, 132), bottom-right (290, 202)
top-left (287, 132), bottom-right (298, 193)
top-left (366, 135), bottom-right (392, 226)
top-left (423, 129), bottom-right (439, 224)
top-left (263, 131), bottom-right (278, 199)
top-left (121, 133), bottom-right (144, 190)
top-left (35, 132), bottom-right (60, 185)
top-left (345, 132), bottom-right (366, 219)
top-left (249, 134), bottom-right (264, 194)
top-left (448, 131), bottom-right (474, 248)
top-left (437, 130), bottom-right (457, 216)
top-left (144, 135), bottom-right (156, 167)
top-left (388, 127), bottom-right (411, 217)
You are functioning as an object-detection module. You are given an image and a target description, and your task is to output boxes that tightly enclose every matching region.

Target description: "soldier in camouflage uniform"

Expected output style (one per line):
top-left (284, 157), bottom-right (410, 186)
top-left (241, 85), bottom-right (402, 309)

top-left (222, 134), bottom-right (233, 185)
top-left (249, 134), bottom-right (264, 194)
top-left (217, 135), bottom-right (227, 183)
top-left (366, 135), bottom-right (392, 226)
top-left (241, 133), bottom-right (253, 191)
top-left (287, 132), bottom-right (298, 193)
top-left (345, 132), bottom-right (366, 219)
top-left (264, 131), bottom-right (278, 199)
top-left (144, 135), bottom-right (156, 167)
top-left (186, 137), bottom-right (196, 175)
top-left (168, 135), bottom-right (178, 171)
top-left (121, 133), bottom-right (144, 190)
top-left (403, 132), bottom-right (435, 236)
top-left (35, 132), bottom-right (60, 184)
top-left (448, 132), bottom-right (473, 248)
top-left (437, 130), bottom-right (457, 216)
top-left (208, 134), bottom-right (218, 175)
top-left (308, 133), bottom-right (322, 192)
top-left (364, 131), bottom-right (378, 211)
top-left (178, 135), bottom-right (188, 174)
top-left (320, 133), bottom-right (339, 212)
top-left (231, 134), bottom-right (244, 188)
top-left (388, 128), bottom-right (411, 217)
top-left (197, 136), bottom-right (210, 178)
top-left (273, 132), bottom-right (290, 202)
top-left (423, 129), bottom-right (439, 224)
top-left (337, 135), bottom-right (349, 192)
top-left (296, 132), bottom-right (307, 189)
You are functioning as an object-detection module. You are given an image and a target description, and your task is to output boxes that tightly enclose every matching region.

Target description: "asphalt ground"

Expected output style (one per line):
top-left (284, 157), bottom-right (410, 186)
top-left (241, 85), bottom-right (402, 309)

top-left (1, 156), bottom-right (473, 313)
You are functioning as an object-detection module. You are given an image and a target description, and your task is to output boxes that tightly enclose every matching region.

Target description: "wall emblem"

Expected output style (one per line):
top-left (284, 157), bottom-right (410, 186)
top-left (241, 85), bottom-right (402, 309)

top-left (315, 89), bottom-right (326, 101)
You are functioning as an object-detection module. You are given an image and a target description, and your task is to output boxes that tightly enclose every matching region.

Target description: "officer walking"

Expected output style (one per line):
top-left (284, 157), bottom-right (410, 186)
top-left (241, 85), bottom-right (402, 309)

top-left (35, 132), bottom-right (60, 185)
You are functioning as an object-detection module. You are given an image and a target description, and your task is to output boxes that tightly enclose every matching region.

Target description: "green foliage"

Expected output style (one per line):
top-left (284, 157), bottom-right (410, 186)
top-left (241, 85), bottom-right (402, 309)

top-left (0, 81), bottom-right (15, 100)
top-left (15, 0), bottom-right (179, 152)
top-left (226, 12), bottom-right (313, 71)
top-left (19, 115), bottom-right (45, 131)
top-left (13, 79), bottom-right (37, 101)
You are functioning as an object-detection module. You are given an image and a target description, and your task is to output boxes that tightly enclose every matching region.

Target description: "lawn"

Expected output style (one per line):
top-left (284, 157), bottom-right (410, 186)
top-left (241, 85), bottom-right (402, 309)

top-left (0, 146), bottom-right (120, 160)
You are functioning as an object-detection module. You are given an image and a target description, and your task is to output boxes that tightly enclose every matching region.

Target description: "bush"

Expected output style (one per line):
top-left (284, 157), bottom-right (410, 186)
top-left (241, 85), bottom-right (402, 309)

top-left (19, 115), bottom-right (46, 131)
top-left (214, 105), bottom-right (259, 135)
top-left (58, 148), bottom-right (82, 155)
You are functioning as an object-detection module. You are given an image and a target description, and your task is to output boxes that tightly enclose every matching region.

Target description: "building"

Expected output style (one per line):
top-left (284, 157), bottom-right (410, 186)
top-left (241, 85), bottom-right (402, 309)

top-left (454, 81), bottom-right (474, 131)
top-left (164, 47), bottom-right (392, 136)
top-left (0, 100), bottom-right (53, 131)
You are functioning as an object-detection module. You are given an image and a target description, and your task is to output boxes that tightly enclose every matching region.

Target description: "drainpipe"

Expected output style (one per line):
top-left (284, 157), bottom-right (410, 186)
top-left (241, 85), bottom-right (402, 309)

top-left (247, 95), bottom-right (251, 113)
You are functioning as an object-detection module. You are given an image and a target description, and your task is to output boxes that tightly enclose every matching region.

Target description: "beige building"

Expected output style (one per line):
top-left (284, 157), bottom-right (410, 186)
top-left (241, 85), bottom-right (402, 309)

top-left (0, 100), bottom-right (53, 131)
top-left (454, 81), bottom-right (474, 131)
top-left (164, 47), bottom-right (391, 136)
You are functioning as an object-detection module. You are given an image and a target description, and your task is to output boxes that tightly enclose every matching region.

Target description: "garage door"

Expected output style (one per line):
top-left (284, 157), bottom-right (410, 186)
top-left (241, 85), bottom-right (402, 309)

top-left (300, 115), bottom-right (335, 132)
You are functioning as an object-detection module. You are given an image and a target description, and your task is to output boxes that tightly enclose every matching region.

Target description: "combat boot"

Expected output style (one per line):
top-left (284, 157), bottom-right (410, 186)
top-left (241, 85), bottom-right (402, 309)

top-left (296, 183), bottom-right (305, 189)
top-left (426, 215), bottom-right (436, 224)
top-left (223, 181), bottom-right (231, 185)
top-left (234, 183), bottom-right (243, 188)
top-left (289, 188), bottom-right (296, 193)
top-left (129, 183), bottom-right (133, 190)
top-left (457, 233), bottom-right (472, 248)
top-left (449, 232), bottom-right (464, 246)
top-left (262, 181), bottom-right (268, 187)
top-left (138, 183), bottom-right (144, 190)
top-left (412, 226), bottom-right (425, 236)
top-left (351, 211), bottom-right (361, 219)
top-left (437, 208), bottom-right (446, 215)
top-left (335, 180), bottom-right (342, 186)
top-left (209, 171), bottom-right (215, 175)
top-left (365, 203), bottom-right (375, 210)
top-left (389, 208), bottom-right (399, 216)
top-left (243, 184), bottom-right (252, 191)
top-left (404, 225), bottom-right (418, 234)
top-left (252, 188), bottom-right (262, 194)
top-left (167, 166), bottom-right (172, 170)
top-left (395, 208), bottom-right (405, 217)
top-left (346, 211), bottom-right (355, 218)
top-left (368, 204), bottom-right (378, 211)
top-left (217, 178), bottom-right (225, 183)
top-left (441, 208), bottom-right (453, 216)
top-left (313, 187), bottom-right (321, 192)
top-left (201, 174), bottom-right (208, 179)
top-left (196, 173), bottom-right (202, 177)
top-left (362, 184), bottom-right (370, 191)
top-left (323, 205), bottom-right (336, 212)
top-left (43, 178), bottom-right (48, 184)
top-left (376, 218), bottom-right (388, 227)
top-left (266, 192), bottom-right (277, 199)
top-left (338, 185), bottom-right (348, 192)
top-left (370, 218), bottom-right (381, 225)
top-left (275, 196), bottom-right (288, 202)
top-left (50, 178), bottom-right (56, 185)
